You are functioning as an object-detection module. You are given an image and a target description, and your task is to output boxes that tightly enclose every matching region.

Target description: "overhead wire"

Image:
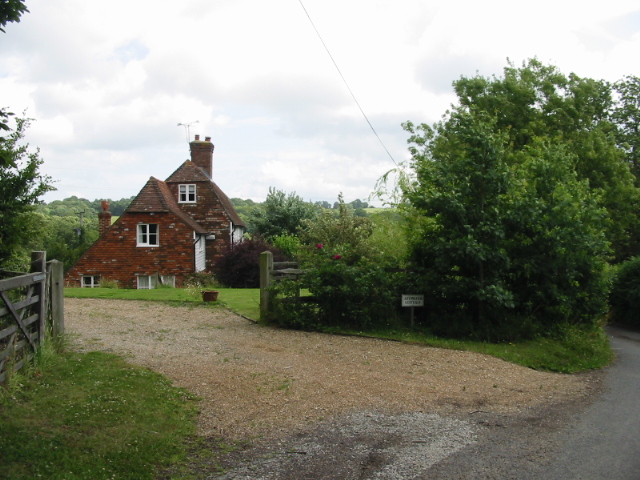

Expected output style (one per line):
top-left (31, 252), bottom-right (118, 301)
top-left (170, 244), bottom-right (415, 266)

top-left (297, 0), bottom-right (398, 166)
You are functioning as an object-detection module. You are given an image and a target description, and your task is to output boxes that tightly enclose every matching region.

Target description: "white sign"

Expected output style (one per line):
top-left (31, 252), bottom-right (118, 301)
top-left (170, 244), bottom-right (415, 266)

top-left (401, 294), bottom-right (424, 307)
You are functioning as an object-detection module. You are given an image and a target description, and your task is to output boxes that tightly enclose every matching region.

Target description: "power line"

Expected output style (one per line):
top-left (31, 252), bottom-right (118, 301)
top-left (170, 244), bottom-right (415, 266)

top-left (297, 0), bottom-right (398, 166)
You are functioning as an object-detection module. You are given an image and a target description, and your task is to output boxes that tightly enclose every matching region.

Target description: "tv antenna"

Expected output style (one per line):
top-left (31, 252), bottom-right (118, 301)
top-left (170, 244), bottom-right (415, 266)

top-left (177, 120), bottom-right (199, 142)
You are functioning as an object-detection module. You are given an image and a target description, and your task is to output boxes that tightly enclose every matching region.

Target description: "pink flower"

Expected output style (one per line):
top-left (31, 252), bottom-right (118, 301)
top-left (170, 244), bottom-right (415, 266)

top-left (333, 254), bottom-right (342, 260)
top-left (316, 243), bottom-right (324, 249)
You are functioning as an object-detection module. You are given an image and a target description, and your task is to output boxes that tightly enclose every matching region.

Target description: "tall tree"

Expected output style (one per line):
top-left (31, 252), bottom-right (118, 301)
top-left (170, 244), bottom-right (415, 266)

top-left (0, 116), bottom-right (55, 268)
top-left (404, 61), bottom-right (612, 340)
top-left (451, 59), bottom-right (640, 261)
top-left (248, 187), bottom-right (319, 240)
top-left (613, 75), bottom-right (640, 183)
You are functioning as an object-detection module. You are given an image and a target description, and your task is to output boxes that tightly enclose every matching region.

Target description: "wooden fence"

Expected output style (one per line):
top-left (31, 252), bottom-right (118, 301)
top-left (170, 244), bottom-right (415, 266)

top-left (259, 251), bottom-right (305, 321)
top-left (0, 252), bottom-right (65, 385)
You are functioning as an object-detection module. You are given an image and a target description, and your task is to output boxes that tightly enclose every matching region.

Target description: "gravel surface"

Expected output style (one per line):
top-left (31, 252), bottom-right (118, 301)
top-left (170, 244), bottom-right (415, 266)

top-left (65, 298), bottom-right (597, 478)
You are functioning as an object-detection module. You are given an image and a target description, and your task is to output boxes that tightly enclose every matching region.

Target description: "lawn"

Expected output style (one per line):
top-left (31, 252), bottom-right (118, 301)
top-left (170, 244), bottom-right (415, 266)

top-left (64, 287), bottom-right (261, 321)
top-left (0, 348), bottom-right (200, 480)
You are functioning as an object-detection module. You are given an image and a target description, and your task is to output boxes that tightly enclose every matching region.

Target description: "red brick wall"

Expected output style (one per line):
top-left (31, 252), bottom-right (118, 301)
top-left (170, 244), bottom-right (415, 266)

top-left (167, 181), bottom-right (234, 270)
top-left (65, 212), bottom-right (197, 288)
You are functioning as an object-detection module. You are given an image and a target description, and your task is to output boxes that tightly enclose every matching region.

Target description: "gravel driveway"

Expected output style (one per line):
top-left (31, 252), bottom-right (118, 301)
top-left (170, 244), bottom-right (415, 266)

top-left (65, 298), bottom-right (597, 478)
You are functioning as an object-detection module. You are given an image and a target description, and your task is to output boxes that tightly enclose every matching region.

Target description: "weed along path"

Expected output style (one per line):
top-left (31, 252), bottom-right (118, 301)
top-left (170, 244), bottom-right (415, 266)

top-left (65, 298), bottom-right (597, 478)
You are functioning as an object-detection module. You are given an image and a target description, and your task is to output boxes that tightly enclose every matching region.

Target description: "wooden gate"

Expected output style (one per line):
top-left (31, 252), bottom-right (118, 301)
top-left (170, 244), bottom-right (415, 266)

top-left (0, 252), bottom-right (64, 385)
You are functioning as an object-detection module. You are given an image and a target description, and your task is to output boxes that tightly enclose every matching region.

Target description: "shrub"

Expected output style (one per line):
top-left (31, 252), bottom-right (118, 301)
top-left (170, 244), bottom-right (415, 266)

top-left (267, 244), bottom-right (405, 331)
top-left (609, 256), bottom-right (640, 328)
top-left (214, 237), bottom-right (287, 288)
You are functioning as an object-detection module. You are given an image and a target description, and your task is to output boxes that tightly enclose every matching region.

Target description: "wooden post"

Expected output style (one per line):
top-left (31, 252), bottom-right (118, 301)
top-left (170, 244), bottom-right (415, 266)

top-left (30, 251), bottom-right (46, 345)
top-left (49, 260), bottom-right (65, 338)
top-left (259, 251), bottom-right (273, 321)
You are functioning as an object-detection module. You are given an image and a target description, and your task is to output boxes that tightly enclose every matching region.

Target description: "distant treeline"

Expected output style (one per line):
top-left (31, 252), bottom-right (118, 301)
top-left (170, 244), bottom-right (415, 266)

top-left (39, 196), bottom-right (136, 217)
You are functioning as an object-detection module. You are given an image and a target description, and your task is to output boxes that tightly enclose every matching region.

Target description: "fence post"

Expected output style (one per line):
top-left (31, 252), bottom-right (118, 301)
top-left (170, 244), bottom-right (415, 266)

top-left (260, 251), bottom-right (273, 321)
top-left (49, 260), bottom-right (65, 338)
top-left (30, 251), bottom-right (47, 345)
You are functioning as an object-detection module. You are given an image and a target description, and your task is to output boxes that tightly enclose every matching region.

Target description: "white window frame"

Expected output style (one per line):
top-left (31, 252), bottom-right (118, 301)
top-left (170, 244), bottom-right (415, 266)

top-left (136, 274), bottom-right (175, 289)
top-left (137, 223), bottom-right (159, 247)
top-left (81, 275), bottom-right (100, 288)
top-left (137, 275), bottom-right (156, 290)
top-left (179, 184), bottom-right (196, 203)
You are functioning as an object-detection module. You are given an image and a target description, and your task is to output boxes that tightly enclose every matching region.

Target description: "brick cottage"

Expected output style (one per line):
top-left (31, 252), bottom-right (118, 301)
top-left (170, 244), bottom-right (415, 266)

top-left (66, 135), bottom-right (245, 288)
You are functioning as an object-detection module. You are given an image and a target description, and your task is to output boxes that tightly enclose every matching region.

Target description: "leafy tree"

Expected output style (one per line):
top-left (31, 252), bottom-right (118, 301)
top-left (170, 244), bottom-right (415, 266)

top-left (349, 199), bottom-right (368, 209)
top-left (248, 187), bottom-right (319, 240)
top-left (609, 256), bottom-right (640, 328)
top-left (404, 69), bottom-right (611, 340)
top-left (314, 200), bottom-right (331, 209)
top-left (0, 116), bottom-right (55, 269)
top-left (613, 75), bottom-right (640, 182)
top-left (452, 59), bottom-right (640, 261)
top-left (0, 0), bottom-right (28, 32)
top-left (27, 213), bottom-right (98, 271)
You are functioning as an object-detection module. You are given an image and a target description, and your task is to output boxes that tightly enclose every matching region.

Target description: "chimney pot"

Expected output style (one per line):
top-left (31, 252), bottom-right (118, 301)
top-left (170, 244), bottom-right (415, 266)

top-left (195, 134), bottom-right (200, 141)
top-left (205, 136), bottom-right (211, 142)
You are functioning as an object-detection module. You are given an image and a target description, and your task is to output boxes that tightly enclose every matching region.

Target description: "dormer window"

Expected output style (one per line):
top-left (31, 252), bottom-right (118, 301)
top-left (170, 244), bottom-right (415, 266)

top-left (179, 184), bottom-right (196, 203)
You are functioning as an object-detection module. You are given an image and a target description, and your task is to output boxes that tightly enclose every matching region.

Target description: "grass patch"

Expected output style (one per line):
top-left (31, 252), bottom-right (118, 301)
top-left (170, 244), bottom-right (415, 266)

top-left (65, 287), bottom-right (260, 320)
top-left (346, 323), bottom-right (613, 373)
top-left (0, 348), bottom-right (199, 480)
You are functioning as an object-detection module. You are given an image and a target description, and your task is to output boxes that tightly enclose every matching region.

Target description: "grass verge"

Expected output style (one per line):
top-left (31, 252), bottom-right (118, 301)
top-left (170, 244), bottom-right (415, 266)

top-left (64, 287), bottom-right (260, 321)
top-left (0, 344), bottom-right (200, 480)
top-left (343, 323), bottom-right (613, 373)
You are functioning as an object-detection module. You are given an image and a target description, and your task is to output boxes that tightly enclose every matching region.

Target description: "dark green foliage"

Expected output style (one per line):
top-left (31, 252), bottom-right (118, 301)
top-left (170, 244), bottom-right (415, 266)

top-left (613, 75), bottom-right (640, 183)
top-left (609, 256), bottom-right (640, 328)
top-left (214, 236), bottom-right (287, 288)
top-left (403, 60), bottom-right (613, 341)
top-left (0, 116), bottom-right (55, 269)
top-left (451, 59), bottom-right (640, 261)
top-left (248, 187), bottom-right (319, 239)
top-left (268, 256), bottom-right (404, 331)
top-left (0, 0), bottom-right (28, 33)
top-left (268, 194), bottom-right (405, 331)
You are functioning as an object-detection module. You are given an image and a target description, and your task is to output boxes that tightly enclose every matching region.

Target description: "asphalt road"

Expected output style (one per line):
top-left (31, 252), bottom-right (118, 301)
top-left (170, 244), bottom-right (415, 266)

top-left (533, 325), bottom-right (640, 479)
top-left (427, 325), bottom-right (640, 480)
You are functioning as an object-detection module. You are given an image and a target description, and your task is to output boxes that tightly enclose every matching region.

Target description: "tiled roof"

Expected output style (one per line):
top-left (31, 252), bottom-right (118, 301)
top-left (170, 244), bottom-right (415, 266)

top-left (126, 177), bottom-right (208, 234)
top-left (165, 161), bottom-right (246, 227)
top-left (211, 180), bottom-right (245, 227)
top-left (165, 161), bottom-right (211, 183)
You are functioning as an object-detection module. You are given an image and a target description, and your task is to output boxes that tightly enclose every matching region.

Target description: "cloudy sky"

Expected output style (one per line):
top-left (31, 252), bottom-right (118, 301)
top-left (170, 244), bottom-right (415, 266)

top-left (2, 0), bottom-right (639, 205)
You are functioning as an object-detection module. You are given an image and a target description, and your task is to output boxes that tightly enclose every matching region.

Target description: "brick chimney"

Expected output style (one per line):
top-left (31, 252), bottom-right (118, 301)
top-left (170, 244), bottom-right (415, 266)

top-left (98, 201), bottom-right (112, 236)
top-left (189, 134), bottom-right (214, 178)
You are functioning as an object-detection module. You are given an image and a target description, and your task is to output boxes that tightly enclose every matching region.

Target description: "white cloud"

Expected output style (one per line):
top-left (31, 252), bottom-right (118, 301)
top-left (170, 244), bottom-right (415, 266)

top-left (1, 0), bottom-right (638, 206)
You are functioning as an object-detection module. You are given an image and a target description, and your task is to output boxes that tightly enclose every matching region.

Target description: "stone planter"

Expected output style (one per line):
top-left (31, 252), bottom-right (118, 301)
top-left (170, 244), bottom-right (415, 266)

top-left (202, 290), bottom-right (219, 302)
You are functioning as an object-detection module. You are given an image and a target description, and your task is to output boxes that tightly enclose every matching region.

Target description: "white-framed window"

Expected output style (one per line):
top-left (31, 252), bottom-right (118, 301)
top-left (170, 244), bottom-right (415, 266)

top-left (136, 274), bottom-right (175, 289)
top-left (137, 223), bottom-right (159, 246)
top-left (137, 275), bottom-right (156, 289)
top-left (179, 184), bottom-right (196, 203)
top-left (81, 275), bottom-right (100, 288)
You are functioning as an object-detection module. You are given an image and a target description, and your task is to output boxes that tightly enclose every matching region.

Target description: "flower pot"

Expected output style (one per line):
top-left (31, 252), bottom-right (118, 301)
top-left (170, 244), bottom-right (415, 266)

top-left (202, 290), bottom-right (219, 302)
